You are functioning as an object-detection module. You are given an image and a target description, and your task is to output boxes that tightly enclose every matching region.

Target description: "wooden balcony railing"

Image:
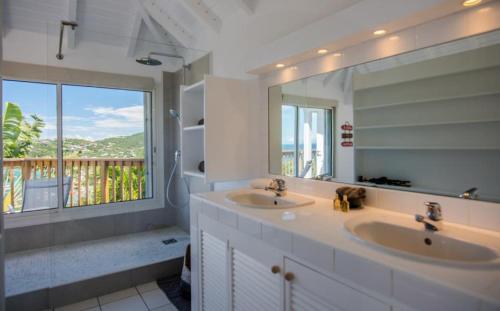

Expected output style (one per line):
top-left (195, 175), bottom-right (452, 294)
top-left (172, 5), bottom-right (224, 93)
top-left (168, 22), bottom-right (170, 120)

top-left (3, 158), bottom-right (146, 213)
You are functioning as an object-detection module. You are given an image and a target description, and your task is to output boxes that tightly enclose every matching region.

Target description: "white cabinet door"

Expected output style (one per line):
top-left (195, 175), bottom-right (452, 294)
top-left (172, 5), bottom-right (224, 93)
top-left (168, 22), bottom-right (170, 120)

top-left (284, 258), bottom-right (390, 311)
top-left (230, 235), bottom-right (283, 311)
top-left (200, 230), bottom-right (228, 311)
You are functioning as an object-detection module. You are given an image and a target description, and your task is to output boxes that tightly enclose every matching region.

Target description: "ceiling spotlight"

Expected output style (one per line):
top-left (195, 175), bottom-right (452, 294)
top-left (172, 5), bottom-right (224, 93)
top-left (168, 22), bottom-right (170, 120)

top-left (389, 36), bottom-right (399, 41)
top-left (373, 29), bottom-right (387, 36)
top-left (317, 49), bottom-right (328, 55)
top-left (276, 63), bottom-right (285, 68)
top-left (462, 0), bottom-right (482, 7)
top-left (333, 52), bottom-right (342, 57)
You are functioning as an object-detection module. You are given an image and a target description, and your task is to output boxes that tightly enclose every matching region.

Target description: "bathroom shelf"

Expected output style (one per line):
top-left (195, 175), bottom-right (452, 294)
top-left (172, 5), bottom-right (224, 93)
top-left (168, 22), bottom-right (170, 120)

top-left (355, 119), bottom-right (500, 130)
top-left (355, 146), bottom-right (500, 150)
top-left (183, 80), bottom-right (205, 93)
top-left (183, 125), bottom-right (205, 131)
top-left (354, 91), bottom-right (500, 111)
top-left (180, 76), bottom-right (258, 183)
top-left (184, 170), bottom-right (205, 178)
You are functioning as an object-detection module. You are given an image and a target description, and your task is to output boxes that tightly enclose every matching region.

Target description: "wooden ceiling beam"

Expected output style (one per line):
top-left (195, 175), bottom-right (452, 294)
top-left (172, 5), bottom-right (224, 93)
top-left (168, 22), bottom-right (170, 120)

top-left (66, 0), bottom-right (78, 49)
top-left (234, 0), bottom-right (255, 15)
top-left (126, 12), bottom-right (143, 57)
top-left (140, 0), bottom-right (195, 48)
top-left (178, 0), bottom-right (222, 33)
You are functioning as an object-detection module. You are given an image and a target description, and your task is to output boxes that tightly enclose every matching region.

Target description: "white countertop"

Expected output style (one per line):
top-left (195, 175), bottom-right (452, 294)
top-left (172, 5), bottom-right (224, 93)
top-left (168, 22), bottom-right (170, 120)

top-left (193, 189), bottom-right (500, 308)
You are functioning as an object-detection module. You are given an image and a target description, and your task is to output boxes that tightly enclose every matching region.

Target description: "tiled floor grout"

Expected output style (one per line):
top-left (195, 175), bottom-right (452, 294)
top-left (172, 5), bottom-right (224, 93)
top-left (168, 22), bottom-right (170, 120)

top-left (51, 281), bottom-right (177, 311)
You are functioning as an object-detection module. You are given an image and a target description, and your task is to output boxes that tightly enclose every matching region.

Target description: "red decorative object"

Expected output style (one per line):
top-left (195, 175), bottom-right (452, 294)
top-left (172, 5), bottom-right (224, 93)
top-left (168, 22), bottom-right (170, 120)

top-left (341, 122), bottom-right (353, 147)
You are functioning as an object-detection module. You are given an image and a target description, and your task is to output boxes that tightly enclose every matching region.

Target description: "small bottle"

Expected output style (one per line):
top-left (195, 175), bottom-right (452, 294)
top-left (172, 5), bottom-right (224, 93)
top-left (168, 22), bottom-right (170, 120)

top-left (333, 193), bottom-right (341, 211)
top-left (341, 194), bottom-right (350, 213)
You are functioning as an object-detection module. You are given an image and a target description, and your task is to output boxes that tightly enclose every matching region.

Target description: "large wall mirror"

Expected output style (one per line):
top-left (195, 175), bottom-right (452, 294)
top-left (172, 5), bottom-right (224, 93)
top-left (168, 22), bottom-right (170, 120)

top-left (268, 30), bottom-right (500, 203)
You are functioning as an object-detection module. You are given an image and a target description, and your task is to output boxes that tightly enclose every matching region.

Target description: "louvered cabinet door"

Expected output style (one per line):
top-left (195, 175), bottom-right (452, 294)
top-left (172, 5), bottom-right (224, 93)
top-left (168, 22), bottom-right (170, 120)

top-left (231, 248), bottom-right (282, 311)
top-left (284, 259), bottom-right (390, 311)
top-left (200, 231), bottom-right (228, 311)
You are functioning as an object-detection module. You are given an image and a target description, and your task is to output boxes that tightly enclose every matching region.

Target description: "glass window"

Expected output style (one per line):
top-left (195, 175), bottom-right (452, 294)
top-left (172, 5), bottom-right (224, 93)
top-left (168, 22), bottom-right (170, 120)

top-left (62, 85), bottom-right (153, 207)
top-left (2, 80), bottom-right (58, 213)
top-left (2, 80), bottom-right (153, 213)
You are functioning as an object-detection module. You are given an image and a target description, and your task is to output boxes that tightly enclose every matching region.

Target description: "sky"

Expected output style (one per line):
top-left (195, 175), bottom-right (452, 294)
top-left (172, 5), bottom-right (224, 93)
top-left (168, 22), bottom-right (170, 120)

top-left (2, 80), bottom-right (147, 141)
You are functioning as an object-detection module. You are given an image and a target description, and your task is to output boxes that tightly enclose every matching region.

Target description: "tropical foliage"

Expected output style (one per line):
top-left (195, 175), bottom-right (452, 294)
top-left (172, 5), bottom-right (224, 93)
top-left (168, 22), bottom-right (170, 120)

top-left (2, 102), bottom-right (45, 158)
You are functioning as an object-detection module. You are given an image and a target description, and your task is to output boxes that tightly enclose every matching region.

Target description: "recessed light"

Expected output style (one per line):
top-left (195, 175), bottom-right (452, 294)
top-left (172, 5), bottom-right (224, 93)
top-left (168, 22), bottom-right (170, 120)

top-left (276, 63), bottom-right (285, 68)
top-left (333, 53), bottom-right (342, 57)
top-left (462, 0), bottom-right (482, 7)
top-left (289, 66), bottom-right (298, 70)
top-left (373, 29), bottom-right (387, 36)
top-left (317, 49), bottom-right (328, 55)
top-left (389, 36), bottom-right (399, 41)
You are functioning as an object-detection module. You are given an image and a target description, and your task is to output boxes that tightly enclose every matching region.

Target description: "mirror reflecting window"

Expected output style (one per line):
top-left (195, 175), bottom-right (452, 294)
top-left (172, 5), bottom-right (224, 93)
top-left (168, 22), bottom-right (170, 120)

top-left (268, 30), bottom-right (500, 203)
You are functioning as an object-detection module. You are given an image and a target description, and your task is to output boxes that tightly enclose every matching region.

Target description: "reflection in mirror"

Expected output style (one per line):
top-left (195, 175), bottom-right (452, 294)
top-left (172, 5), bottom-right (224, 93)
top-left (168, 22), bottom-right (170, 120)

top-left (269, 30), bottom-right (500, 203)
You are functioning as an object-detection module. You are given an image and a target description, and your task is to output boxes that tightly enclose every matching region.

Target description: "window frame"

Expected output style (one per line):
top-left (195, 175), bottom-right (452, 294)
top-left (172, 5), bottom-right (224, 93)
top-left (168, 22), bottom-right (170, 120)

top-left (282, 103), bottom-right (335, 178)
top-left (2, 76), bottom-right (163, 226)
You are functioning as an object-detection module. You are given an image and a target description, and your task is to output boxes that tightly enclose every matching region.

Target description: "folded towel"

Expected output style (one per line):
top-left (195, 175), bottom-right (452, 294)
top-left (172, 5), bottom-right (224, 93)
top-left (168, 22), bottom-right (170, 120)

top-left (250, 178), bottom-right (273, 189)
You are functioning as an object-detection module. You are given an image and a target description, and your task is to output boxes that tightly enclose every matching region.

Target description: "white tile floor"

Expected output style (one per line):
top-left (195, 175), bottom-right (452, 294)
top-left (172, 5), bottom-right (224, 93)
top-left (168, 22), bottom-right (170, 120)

top-left (50, 282), bottom-right (178, 311)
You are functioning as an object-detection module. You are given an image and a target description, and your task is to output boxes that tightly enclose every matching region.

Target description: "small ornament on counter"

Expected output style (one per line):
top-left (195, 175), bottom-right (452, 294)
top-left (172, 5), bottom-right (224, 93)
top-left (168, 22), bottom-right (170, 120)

top-left (198, 161), bottom-right (205, 173)
top-left (341, 122), bottom-right (353, 147)
top-left (198, 118), bottom-right (204, 125)
top-left (336, 186), bottom-right (366, 209)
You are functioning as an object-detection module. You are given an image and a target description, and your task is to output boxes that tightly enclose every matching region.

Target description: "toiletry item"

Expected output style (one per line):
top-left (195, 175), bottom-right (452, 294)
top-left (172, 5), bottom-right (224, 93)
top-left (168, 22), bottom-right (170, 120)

top-left (198, 161), bottom-right (205, 173)
top-left (336, 187), bottom-right (366, 208)
top-left (333, 193), bottom-right (341, 211)
top-left (341, 194), bottom-right (350, 213)
top-left (198, 118), bottom-right (204, 125)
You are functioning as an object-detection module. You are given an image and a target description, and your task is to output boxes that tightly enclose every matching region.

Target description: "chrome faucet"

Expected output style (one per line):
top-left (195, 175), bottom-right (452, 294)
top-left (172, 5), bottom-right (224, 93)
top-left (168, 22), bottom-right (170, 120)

top-left (415, 202), bottom-right (443, 232)
top-left (459, 187), bottom-right (478, 200)
top-left (265, 178), bottom-right (287, 197)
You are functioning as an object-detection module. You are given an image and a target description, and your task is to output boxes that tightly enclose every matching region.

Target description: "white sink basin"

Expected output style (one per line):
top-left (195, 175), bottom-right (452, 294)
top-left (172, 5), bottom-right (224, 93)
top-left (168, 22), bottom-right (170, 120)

top-left (345, 213), bottom-right (500, 267)
top-left (225, 189), bottom-right (314, 209)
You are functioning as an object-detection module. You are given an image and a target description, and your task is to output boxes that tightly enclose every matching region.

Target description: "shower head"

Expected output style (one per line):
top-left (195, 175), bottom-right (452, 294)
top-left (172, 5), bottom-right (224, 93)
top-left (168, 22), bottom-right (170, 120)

top-left (136, 56), bottom-right (162, 66)
top-left (169, 109), bottom-right (181, 121)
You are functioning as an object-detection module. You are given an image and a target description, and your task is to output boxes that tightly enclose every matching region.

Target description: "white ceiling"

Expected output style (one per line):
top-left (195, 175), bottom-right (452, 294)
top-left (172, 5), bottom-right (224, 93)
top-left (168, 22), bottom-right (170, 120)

top-left (3, 0), bottom-right (478, 78)
top-left (3, 0), bottom-right (361, 59)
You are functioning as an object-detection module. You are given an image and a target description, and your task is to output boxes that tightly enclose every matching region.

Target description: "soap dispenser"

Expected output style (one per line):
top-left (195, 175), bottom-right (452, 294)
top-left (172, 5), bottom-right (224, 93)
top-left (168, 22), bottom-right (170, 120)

top-left (333, 193), bottom-right (341, 211)
top-left (341, 194), bottom-right (350, 213)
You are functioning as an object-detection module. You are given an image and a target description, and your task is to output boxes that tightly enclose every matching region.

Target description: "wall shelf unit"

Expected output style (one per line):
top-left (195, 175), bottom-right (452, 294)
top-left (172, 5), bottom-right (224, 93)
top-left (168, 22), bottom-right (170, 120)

top-left (183, 125), bottom-right (205, 131)
top-left (180, 76), bottom-right (259, 183)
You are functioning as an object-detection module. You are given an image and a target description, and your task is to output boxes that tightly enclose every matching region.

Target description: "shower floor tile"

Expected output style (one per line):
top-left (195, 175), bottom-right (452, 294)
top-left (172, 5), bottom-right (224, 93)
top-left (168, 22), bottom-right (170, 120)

top-left (5, 226), bottom-right (189, 297)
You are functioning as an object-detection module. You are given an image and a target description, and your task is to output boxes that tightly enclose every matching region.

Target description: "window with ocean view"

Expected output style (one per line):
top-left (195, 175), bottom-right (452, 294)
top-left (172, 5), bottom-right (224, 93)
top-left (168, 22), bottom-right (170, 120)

top-left (282, 104), bottom-right (333, 179)
top-left (2, 80), bottom-right (153, 213)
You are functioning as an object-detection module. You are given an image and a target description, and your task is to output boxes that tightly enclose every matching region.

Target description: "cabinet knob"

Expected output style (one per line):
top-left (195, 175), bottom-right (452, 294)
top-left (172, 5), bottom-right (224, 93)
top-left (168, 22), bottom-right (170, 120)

top-left (284, 272), bottom-right (295, 282)
top-left (271, 266), bottom-right (280, 274)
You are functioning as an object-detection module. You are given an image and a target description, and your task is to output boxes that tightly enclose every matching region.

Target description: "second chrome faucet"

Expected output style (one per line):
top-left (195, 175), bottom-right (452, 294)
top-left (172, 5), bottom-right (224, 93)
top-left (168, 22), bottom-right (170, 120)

top-left (415, 202), bottom-right (443, 232)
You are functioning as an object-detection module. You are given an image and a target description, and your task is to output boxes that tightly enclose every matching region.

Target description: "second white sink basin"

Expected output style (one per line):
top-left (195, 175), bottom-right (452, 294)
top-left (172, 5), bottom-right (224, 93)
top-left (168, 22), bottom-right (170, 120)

top-left (226, 189), bottom-right (314, 209)
top-left (345, 213), bottom-right (500, 267)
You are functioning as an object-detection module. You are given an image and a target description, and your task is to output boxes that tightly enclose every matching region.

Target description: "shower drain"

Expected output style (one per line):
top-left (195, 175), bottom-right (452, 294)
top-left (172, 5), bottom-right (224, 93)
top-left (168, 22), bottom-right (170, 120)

top-left (162, 238), bottom-right (178, 245)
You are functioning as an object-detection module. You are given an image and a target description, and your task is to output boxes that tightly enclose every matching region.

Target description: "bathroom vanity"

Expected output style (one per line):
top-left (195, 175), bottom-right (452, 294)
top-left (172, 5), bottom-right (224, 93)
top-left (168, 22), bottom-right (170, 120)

top-left (189, 189), bottom-right (500, 311)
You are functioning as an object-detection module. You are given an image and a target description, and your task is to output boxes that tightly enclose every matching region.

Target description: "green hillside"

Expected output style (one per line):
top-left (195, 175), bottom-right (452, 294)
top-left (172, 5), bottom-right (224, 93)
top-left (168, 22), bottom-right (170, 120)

top-left (29, 132), bottom-right (145, 158)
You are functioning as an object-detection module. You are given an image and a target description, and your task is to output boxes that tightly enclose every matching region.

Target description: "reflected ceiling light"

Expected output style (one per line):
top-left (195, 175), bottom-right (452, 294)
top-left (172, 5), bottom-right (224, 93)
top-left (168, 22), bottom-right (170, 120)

top-left (289, 66), bottom-right (298, 70)
top-left (276, 63), bottom-right (285, 68)
top-left (389, 35), bottom-right (399, 41)
top-left (317, 49), bottom-right (328, 55)
top-left (373, 29), bottom-right (387, 36)
top-left (462, 0), bottom-right (482, 7)
top-left (333, 52), bottom-right (342, 57)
